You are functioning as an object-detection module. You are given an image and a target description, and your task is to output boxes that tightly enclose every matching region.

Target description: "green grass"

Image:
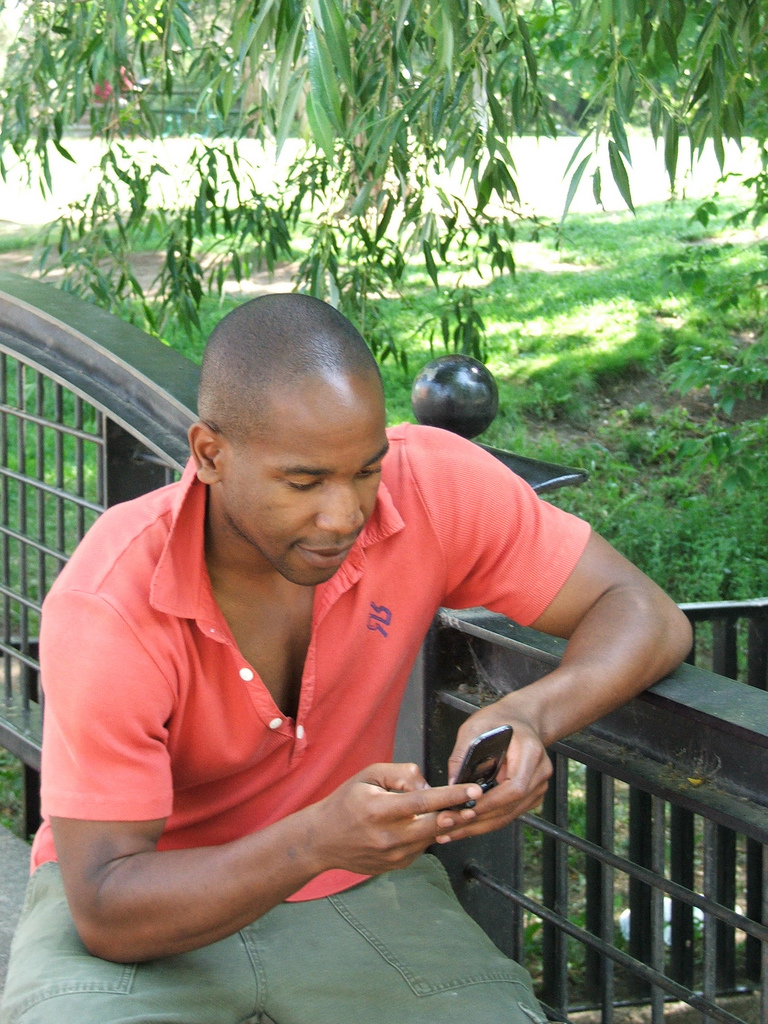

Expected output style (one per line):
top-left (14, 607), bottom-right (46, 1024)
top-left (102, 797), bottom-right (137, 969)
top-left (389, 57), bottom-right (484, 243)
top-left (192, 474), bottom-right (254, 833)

top-left (0, 223), bottom-right (41, 253)
top-left (0, 748), bottom-right (23, 835)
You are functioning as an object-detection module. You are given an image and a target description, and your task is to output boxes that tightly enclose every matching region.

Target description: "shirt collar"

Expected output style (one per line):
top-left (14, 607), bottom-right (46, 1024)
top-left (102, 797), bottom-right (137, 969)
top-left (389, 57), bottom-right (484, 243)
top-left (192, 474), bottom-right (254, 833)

top-left (149, 458), bottom-right (405, 622)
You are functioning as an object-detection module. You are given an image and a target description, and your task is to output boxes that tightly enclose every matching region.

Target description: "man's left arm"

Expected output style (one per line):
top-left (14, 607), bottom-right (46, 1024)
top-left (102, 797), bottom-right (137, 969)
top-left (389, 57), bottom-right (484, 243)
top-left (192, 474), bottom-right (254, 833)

top-left (435, 531), bottom-right (693, 841)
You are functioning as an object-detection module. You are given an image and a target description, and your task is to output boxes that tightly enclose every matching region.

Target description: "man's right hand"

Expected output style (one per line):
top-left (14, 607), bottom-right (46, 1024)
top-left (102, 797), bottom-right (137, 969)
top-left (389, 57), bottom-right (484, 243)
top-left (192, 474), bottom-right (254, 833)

top-left (307, 762), bottom-right (483, 876)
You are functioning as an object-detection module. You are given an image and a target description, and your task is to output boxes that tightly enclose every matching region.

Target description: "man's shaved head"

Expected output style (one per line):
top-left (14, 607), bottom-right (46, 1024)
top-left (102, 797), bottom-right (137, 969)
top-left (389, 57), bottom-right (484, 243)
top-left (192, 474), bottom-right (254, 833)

top-left (198, 294), bottom-right (382, 440)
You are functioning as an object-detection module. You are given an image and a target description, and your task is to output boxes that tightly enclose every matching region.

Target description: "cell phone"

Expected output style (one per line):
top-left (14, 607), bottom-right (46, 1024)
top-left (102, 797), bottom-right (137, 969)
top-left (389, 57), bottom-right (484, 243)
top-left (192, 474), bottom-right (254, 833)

top-left (454, 724), bottom-right (514, 802)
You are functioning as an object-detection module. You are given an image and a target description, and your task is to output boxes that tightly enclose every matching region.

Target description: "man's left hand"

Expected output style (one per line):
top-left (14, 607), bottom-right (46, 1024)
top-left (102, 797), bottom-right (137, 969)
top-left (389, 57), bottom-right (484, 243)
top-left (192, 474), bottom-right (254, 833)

top-left (433, 705), bottom-right (552, 842)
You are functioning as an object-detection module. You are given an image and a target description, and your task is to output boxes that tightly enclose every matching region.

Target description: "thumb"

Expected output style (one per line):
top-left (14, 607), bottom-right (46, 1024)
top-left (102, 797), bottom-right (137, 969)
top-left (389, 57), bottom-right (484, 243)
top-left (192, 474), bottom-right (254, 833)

top-left (447, 747), bottom-right (467, 786)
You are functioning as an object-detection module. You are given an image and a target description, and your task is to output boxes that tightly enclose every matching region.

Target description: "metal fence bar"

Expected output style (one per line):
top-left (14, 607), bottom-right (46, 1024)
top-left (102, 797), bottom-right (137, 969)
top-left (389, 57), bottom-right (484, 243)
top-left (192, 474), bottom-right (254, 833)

top-left (584, 766), bottom-right (616, 1012)
top-left (747, 617), bottom-right (768, 690)
top-left (74, 395), bottom-right (84, 539)
top-left (0, 642), bottom-right (40, 673)
top-left (0, 400), bottom-right (105, 441)
top-left (650, 796), bottom-right (665, 1023)
top-left (96, 409), bottom-right (105, 507)
top-left (509, 815), bottom-right (526, 967)
top-left (0, 582), bottom-right (42, 615)
top-left (35, 373), bottom-right (47, 606)
top-left (0, 354), bottom-right (8, 716)
top-left (713, 617), bottom-right (739, 679)
top-left (709, 616), bottom-right (739, 994)
top-left (747, 841), bottom-right (764, 983)
top-left (16, 363), bottom-right (30, 732)
top-left (0, 524), bottom-right (76, 567)
top-left (53, 382), bottom-right (65, 574)
top-left (703, 818), bottom-right (720, 1023)
top-left (669, 804), bottom-right (695, 986)
top-left (717, 825), bottom-right (737, 990)
top-left (599, 775), bottom-right (615, 1024)
top-left (628, 787), bottom-right (652, 998)
top-left (747, 616), bottom-right (768, 983)
top-left (541, 752), bottom-right (570, 1012)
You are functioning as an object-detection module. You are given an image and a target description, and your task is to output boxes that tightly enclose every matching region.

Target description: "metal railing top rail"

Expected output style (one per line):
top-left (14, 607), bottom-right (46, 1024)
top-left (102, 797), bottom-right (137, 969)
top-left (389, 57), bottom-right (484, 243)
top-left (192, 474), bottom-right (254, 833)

top-left (0, 272), bottom-right (198, 471)
top-left (433, 606), bottom-right (768, 843)
top-left (477, 442), bottom-right (588, 493)
top-left (680, 597), bottom-right (768, 619)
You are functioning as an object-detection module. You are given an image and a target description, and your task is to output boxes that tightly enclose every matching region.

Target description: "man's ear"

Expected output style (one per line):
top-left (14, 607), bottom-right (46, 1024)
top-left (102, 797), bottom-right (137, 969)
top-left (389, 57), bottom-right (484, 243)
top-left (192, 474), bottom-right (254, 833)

top-left (188, 421), bottom-right (227, 484)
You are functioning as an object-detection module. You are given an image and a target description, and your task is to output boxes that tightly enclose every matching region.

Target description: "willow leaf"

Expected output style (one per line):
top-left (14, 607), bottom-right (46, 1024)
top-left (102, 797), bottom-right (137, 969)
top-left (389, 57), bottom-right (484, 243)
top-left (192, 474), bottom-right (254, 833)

top-left (608, 141), bottom-right (634, 213)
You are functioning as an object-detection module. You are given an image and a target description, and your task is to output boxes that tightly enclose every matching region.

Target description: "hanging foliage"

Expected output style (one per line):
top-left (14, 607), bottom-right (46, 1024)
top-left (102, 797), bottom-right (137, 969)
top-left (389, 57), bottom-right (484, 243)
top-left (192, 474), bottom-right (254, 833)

top-left (0, 0), bottom-right (765, 355)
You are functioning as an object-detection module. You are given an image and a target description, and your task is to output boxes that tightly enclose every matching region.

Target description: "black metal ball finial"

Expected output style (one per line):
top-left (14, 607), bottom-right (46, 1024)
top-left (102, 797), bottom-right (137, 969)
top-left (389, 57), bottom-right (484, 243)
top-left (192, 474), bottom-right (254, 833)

top-left (411, 354), bottom-right (499, 439)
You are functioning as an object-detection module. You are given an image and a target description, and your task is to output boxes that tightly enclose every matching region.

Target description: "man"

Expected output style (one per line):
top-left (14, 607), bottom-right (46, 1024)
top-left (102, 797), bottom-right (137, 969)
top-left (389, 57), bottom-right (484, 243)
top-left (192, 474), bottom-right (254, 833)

top-left (1, 294), bottom-right (691, 1024)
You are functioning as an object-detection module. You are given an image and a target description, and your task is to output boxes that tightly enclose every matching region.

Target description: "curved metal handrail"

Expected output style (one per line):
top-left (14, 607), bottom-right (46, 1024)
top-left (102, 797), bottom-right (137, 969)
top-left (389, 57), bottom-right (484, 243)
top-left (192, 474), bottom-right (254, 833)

top-left (0, 273), bottom-right (198, 469)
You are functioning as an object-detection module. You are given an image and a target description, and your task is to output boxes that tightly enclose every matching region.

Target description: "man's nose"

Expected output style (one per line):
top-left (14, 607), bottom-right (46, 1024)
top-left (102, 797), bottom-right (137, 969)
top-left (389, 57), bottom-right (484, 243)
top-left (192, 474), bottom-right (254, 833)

top-left (315, 483), bottom-right (365, 535)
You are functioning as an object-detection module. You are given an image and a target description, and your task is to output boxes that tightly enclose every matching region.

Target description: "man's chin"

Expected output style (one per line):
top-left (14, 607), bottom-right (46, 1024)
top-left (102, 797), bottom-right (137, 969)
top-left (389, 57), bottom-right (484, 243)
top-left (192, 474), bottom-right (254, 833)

top-left (278, 559), bottom-right (344, 587)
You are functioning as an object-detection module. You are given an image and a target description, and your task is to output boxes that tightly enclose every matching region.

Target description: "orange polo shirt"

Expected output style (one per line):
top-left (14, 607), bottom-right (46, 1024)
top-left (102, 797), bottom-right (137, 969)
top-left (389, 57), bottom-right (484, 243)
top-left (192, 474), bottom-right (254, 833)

top-left (32, 424), bottom-right (590, 899)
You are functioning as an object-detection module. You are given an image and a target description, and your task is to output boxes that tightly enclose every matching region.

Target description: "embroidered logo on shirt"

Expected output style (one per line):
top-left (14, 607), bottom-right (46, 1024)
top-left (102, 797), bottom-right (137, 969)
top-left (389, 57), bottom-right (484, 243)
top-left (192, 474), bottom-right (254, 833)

top-left (367, 602), bottom-right (392, 637)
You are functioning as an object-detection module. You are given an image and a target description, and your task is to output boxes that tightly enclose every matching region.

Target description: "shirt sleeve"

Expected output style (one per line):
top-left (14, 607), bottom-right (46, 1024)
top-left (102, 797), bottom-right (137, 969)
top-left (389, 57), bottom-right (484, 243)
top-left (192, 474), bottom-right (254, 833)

top-left (399, 425), bottom-right (591, 625)
top-left (39, 589), bottom-right (175, 821)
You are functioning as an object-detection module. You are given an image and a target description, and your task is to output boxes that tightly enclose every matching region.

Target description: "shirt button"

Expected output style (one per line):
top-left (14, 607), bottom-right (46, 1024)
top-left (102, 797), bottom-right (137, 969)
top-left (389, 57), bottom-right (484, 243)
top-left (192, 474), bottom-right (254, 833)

top-left (239, 667), bottom-right (254, 681)
top-left (296, 725), bottom-right (305, 740)
top-left (269, 717), bottom-right (282, 730)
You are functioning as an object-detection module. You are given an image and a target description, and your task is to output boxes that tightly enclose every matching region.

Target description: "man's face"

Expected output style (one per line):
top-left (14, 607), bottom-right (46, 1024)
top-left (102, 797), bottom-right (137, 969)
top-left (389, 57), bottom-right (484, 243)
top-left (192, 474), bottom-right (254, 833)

top-left (199, 372), bottom-right (389, 586)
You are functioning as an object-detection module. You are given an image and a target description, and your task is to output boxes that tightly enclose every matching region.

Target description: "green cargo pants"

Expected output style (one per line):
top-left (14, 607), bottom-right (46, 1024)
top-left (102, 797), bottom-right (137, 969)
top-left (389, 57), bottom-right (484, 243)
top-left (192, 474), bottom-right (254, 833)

top-left (1, 855), bottom-right (546, 1024)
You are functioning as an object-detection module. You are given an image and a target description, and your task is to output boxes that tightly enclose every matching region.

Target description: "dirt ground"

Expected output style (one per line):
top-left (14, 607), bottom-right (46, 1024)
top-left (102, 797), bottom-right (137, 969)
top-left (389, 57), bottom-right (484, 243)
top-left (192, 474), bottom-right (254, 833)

top-left (571, 992), bottom-right (760, 1023)
top-left (0, 238), bottom-right (298, 299)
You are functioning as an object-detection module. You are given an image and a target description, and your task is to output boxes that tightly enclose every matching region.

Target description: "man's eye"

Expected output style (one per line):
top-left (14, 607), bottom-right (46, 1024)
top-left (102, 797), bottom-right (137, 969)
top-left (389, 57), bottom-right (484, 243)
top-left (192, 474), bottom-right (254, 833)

top-left (287, 480), bottom-right (319, 491)
top-left (358, 465), bottom-right (383, 479)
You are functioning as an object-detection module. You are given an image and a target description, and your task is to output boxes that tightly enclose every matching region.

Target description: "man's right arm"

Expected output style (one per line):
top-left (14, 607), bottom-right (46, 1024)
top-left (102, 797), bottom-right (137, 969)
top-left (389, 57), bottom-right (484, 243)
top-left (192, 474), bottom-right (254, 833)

top-left (51, 764), bottom-right (482, 963)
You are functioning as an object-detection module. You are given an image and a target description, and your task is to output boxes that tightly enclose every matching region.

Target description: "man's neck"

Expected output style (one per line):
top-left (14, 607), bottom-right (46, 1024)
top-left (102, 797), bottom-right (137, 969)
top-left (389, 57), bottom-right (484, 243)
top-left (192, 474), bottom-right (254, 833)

top-left (204, 535), bottom-right (315, 718)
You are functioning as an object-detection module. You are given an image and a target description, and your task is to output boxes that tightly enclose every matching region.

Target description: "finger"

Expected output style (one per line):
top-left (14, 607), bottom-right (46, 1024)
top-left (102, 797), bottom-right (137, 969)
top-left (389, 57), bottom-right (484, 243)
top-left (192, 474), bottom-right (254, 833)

top-left (447, 748), bottom-right (467, 786)
top-left (446, 724), bottom-right (483, 785)
top-left (473, 759), bottom-right (551, 818)
top-left (383, 781), bottom-right (484, 820)
top-left (514, 738), bottom-right (553, 780)
top-left (439, 773), bottom-right (549, 833)
top-left (358, 762), bottom-right (429, 793)
top-left (434, 804), bottom-right (479, 830)
top-left (495, 739), bottom-right (552, 801)
top-left (446, 714), bottom-right (516, 784)
top-left (434, 779), bottom-right (550, 844)
top-left (366, 799), bottom-right (480, 859)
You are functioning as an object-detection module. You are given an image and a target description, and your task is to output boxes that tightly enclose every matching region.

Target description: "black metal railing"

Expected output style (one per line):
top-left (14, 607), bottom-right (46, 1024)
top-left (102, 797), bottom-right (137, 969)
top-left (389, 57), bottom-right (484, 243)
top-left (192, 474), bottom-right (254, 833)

top-left (420, 605), bottom-right (768, 1023)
